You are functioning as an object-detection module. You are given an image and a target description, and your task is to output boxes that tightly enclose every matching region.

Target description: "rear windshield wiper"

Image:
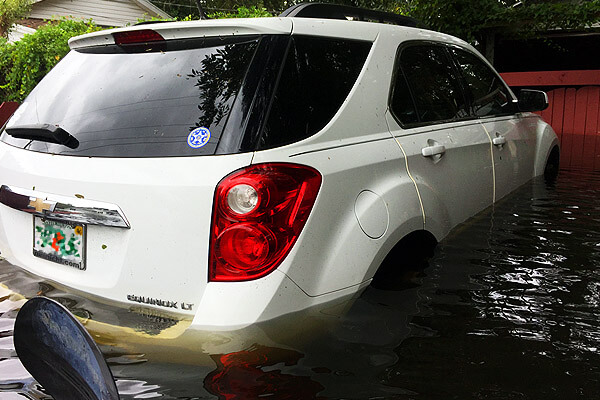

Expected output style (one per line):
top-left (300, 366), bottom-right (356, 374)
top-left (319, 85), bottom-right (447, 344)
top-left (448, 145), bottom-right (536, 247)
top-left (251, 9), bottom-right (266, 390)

top-left (5, 123), bottom-right (79, 149)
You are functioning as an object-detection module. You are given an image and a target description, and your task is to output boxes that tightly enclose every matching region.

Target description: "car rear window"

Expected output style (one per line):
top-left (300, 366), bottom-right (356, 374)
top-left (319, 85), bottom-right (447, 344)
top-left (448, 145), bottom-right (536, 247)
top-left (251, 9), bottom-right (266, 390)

top-left (1, 34), bottom-right (372, 157)
top-left (1, 36), bottom-right (259, 157)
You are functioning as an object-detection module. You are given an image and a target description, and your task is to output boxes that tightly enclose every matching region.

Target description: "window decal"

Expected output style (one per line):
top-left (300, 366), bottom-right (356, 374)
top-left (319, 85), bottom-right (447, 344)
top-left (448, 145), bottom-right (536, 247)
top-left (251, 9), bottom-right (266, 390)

top-left (187, 127), bottom-right (211, 149)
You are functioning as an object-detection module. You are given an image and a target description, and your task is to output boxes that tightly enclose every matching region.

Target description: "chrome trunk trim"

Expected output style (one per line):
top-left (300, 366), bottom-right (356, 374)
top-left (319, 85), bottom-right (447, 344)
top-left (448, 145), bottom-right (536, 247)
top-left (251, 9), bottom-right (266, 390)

top-left (0, 185), bottom-right (130, 229)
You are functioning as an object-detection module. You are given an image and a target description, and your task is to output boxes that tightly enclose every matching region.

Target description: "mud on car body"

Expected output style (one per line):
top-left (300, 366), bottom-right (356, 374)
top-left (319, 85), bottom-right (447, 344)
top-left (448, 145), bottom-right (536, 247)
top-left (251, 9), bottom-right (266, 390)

top-left (0, 5), bottom-right (558, 330)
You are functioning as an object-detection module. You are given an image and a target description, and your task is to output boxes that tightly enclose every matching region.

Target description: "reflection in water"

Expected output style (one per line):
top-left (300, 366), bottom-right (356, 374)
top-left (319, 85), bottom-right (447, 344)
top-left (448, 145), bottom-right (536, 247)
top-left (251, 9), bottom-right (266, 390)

top-left (376, 169), bottom-right (600, 399)
top-left (1, 169), bottom-right (600, 399)
top-left (204, 345), bottom-right (324, 399)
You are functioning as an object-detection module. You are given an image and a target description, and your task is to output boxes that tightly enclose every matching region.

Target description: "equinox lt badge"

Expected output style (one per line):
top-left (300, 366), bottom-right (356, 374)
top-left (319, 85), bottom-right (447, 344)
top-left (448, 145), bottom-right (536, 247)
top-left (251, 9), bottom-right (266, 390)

top-left (127, 295), bottom-right (193, 310)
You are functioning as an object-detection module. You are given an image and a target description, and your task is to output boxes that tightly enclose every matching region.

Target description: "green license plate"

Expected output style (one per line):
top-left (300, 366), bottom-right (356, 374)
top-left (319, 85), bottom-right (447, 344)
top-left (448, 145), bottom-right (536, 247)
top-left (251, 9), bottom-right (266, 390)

top-left (33, 217), bottom-right (86, 270)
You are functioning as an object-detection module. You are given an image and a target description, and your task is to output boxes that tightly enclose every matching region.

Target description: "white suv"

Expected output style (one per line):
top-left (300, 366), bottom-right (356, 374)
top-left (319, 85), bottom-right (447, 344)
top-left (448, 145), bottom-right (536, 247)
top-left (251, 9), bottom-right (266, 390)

top-left (0, 4), bottom-right (558, 330)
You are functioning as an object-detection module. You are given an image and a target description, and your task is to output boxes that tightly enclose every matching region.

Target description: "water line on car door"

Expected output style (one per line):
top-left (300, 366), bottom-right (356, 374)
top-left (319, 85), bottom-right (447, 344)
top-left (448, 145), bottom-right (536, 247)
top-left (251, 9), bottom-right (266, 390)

top-left (479, 121), bottom-right (497, 204)
top-left (390, 135), bottom-right (426, 226)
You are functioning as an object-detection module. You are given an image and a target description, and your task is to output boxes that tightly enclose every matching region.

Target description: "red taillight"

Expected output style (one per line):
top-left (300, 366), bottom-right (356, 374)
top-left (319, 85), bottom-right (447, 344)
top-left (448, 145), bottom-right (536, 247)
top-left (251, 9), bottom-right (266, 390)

top-left (209, 163), bottom-right (322, 282)
top-left (113, 29), bottom-right (164, 45)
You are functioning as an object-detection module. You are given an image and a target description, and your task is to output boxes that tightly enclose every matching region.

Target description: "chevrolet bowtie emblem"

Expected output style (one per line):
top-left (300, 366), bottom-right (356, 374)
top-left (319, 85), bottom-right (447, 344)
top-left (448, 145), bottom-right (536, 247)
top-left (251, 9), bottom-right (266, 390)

top-left (28, 197), bottom-right (53, 213)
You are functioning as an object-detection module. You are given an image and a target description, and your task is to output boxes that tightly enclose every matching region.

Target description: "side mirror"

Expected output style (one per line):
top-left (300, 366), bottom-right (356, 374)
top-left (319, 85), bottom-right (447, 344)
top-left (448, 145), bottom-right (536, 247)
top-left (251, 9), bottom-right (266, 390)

top-left (517, 89), bottom-right (549, 112)
top-left (14, 297), bottom-right (119, 400)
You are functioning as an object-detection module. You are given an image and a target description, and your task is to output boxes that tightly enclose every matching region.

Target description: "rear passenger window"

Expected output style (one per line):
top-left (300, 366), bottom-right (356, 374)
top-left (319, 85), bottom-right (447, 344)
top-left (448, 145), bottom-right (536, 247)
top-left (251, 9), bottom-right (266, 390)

top-left (390, 68), bottom-right (418, 125)
top-left (258, 36), bottom-right (371, 149)
top-left (392, 45), bottom-right (468, 125)
top-left (450, 48), bottom-right (513, 117)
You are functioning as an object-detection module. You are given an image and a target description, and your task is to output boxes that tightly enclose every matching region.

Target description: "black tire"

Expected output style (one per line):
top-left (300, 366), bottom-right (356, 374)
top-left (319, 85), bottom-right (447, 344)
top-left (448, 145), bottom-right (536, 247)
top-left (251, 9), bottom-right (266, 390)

top-left (371, 231), bottom-right (436, 290)
top-left (544, 146), bottom-right (560, 183)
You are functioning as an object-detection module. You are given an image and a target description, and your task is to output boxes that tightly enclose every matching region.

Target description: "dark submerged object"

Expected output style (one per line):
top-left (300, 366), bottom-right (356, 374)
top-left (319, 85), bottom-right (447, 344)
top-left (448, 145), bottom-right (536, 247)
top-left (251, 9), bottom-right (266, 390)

top-left (14, 297), bottom-right (119, 400)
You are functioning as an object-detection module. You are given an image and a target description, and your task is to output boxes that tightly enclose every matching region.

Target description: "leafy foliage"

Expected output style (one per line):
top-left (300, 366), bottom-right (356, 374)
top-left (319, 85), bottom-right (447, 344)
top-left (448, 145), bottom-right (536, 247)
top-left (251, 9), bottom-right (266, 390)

top-left (138, 5), bottom-right (272, 21)
top-left (136, 15), bottom-right (177, 24)
top-left (150, 0), bottom-right (600, 38)
top-left (306, 0), bottom-right (400, 12)
top-left (151, 0), bottom-right (403, 18)
top-left (0, 19), bottom-right (101, 102)
top-left (149, 0), bottom-right (203, 19)
top-left (0, 38), bottom-right (12, 101)
top-left (0, 0), bottom-right (32, 38)
top-left (207, 5), bottom-right (273, 18)
top-left (3, 0), bottom-right (597, 102)
top-left (494, 1), bottom-right (600, 34)
top-left (403, 0), bottom-right (600, 44)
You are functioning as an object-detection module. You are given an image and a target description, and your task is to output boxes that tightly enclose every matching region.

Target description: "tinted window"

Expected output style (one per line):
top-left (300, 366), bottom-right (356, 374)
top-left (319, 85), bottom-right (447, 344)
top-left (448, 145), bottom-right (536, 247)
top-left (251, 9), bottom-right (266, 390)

top-left (258, 36), bottom-right (371, 149)
top-left (450, 48), bottom-right (513, 117)
top-left (1, 37), bottom-right (259, 157)
top-left (395, 45), bottom-right (468, 125)
top-left (390, 66), bottom-right (418, 125)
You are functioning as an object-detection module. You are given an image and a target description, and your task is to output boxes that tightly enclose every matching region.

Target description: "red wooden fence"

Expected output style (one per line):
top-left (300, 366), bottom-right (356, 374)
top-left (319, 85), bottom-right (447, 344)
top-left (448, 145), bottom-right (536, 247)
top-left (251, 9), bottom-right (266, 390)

top-left (0, 102), bottom-right (19, 128)
top-left (501, 70), bottom-right (600, 170)
top-left (542, 86), bottom-right (600, 170)
top-left (501, 70), bottom-right (600, 87)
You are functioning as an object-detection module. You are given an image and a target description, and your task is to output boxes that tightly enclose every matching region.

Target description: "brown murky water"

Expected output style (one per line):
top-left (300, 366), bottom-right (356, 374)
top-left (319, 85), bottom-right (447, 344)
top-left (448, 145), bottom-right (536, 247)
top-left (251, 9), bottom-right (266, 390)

top-left (0, 168), bottom-right (599, 399)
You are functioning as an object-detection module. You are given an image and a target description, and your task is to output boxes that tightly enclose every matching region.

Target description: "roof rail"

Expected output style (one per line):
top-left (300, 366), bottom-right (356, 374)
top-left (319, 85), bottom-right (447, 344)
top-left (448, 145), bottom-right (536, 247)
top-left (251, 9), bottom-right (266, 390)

top-left (279, 3), bottom-right (421, 28)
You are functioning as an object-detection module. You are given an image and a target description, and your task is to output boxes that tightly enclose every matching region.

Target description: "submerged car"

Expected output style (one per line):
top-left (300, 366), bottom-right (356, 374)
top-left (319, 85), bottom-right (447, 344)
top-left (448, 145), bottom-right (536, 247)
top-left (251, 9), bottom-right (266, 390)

top-left (0, 4), bottom-right (558, 330)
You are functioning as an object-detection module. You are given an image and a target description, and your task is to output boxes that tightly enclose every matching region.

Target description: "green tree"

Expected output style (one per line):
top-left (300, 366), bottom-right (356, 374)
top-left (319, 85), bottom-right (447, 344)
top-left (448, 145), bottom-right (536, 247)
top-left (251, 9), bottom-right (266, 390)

top-left (150, 0), bottom-right (405, 18)
top-left (152, 0), bottom-right (201, 19)
top-left (207, 5), bottom-right (273, 18)
top-left (0, 0), bottom-right (32, 38)
top-left (0, 19), bottom-right (101, 102)
top-left (150, 0), bottom-right (600, 35)
top-left (402, 0), bottom-right (600, 45)
top-left (311, 0), bottom-right (402, 12)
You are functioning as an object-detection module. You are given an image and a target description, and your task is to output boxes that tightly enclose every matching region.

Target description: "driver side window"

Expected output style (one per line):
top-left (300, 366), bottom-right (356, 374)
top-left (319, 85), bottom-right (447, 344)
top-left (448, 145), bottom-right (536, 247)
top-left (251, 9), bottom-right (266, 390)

top-left (450, 48), bottom-right (513, 117)
top-left (391, 44), bottom-right (469, 126)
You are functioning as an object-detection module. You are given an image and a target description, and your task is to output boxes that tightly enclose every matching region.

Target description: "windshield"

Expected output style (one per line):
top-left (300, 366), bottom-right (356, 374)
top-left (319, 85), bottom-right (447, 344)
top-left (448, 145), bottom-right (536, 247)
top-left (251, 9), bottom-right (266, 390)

top-left (1, 36), bottom-right (259, 157)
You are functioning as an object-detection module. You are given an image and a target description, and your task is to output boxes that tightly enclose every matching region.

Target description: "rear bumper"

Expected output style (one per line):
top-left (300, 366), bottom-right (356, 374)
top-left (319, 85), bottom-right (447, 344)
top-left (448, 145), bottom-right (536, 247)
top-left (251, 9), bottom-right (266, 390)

top-left (0, 143), bottom-right (368, 331)
top-left (0, 254), bottom-right (364, 331)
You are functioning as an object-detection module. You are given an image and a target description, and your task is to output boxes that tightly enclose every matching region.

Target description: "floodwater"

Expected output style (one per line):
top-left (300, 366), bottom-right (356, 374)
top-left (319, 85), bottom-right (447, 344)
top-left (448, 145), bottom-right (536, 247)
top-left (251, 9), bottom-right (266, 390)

top-left (0, 168), bottom-right (599, 399)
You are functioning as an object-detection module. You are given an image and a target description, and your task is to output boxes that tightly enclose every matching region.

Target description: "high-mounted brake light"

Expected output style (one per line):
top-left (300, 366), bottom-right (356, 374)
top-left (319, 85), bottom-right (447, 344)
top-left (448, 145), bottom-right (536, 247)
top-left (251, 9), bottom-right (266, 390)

top-left (113, 29), bottom-right (164, 45)
top-left (209, 163), bottom-right (322, 282)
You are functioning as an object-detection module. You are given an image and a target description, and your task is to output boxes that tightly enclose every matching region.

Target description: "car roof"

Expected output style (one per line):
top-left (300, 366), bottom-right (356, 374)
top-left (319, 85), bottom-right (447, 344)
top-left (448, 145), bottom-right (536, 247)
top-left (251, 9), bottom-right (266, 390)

top-left (68, 17), bottom-right (469, 50)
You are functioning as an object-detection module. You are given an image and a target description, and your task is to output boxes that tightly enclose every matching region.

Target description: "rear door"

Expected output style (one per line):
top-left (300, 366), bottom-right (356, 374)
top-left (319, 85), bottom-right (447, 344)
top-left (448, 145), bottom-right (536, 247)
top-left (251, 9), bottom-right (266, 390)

top-left (386, 43), bottom-right (494, 238)
top-left (448, 47), bottom-right (536, 201)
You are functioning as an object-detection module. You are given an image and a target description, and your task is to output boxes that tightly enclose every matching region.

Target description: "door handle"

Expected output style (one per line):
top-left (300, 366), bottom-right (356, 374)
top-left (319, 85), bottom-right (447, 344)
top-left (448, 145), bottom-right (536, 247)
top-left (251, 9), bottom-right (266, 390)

top-left (421, 144), bottom-right (446, 157)
top-left (493, 136), bottom-right (506, 146)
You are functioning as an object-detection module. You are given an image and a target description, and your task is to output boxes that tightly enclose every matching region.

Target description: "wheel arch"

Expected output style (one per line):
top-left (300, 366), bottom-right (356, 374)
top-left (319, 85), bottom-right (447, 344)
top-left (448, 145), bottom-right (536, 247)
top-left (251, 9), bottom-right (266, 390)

top-left (534, 119), bottom-right (560, 177)
top-left (370, 229), bottom-right (438, 288)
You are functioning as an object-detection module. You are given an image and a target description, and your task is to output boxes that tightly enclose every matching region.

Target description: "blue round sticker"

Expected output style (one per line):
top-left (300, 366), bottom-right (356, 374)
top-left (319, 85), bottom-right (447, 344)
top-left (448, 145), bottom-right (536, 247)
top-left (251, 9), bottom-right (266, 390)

top-left (187, 127), bottom-right (211, 149)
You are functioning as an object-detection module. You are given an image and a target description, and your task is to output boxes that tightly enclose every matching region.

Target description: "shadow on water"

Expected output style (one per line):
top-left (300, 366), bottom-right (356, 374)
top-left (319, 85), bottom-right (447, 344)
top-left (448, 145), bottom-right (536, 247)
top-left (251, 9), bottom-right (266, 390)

top-left (1, 168), bottom-right (600, 399)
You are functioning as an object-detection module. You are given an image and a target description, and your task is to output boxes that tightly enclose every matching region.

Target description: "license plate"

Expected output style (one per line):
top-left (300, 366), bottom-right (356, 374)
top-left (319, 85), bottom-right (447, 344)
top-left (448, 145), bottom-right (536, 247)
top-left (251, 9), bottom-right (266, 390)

top-left (33, 217), bottom-right (86, 270)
